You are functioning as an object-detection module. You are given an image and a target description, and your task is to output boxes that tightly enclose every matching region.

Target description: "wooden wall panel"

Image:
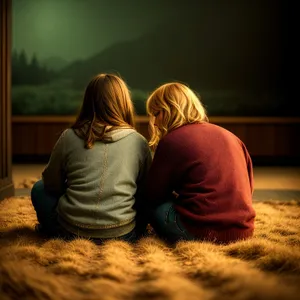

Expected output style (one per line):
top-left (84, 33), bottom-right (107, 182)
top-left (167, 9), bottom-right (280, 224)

top-left (11, 117), bottom-right (300, 163)
top-left (274, 124), bottom-right (300, 157)
top-left (220, 124), bottom-right (247, 145)
top-left (0, 0), bottom-right (14, 200)
top-left (245, 125), bottom-right (276, 156)
top-left (12, 122), bottom-right (69, 155)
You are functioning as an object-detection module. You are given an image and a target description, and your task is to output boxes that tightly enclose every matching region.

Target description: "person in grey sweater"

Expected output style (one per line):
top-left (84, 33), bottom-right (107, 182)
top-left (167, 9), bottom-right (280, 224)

top-left (31, 73), bottom-right (152, 243)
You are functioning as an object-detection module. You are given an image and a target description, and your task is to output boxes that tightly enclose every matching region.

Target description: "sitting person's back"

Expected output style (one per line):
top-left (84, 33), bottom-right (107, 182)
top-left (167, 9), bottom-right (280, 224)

top-left (43, 127), bottom-right (150, 239)
top-left (31, 73), bottom-right (152, 242)
top-left (145, 82), bottom-right (256, 244)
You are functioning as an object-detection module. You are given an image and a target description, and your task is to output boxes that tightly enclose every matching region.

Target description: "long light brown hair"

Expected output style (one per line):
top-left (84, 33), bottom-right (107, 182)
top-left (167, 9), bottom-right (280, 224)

top-left (146, 82), bottom-right (208, 149)
top-left (72, 73), bottom-right (135, 148)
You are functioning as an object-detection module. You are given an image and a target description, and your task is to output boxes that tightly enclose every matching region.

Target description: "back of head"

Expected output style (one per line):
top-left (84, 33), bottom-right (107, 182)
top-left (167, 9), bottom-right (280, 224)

top-left (72, 73), bottom-right (135, 148)
top-left (146, 82), bottom-right (208, 149)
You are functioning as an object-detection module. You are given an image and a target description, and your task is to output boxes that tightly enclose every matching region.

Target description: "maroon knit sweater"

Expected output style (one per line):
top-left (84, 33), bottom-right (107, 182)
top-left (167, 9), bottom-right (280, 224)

top-left (146, 122), bottom-right (256, 244)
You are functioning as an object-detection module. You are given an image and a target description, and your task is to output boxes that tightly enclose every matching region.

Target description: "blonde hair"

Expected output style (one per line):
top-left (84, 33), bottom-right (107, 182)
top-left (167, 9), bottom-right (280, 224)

top-left (72, 73), bottom-right (135, 149)
top-left (146, 82), bottom-right (208, 149)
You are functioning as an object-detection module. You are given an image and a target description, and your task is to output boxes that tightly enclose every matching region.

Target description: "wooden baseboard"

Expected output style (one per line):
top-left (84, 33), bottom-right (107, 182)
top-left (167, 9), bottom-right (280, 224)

top-left (0, 182), bottom-right (15, 201)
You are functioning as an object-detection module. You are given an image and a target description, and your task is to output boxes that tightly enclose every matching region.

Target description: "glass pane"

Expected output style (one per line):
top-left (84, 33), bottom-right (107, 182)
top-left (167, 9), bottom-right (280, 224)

top-left (11, 0), bottom-right (290, 117)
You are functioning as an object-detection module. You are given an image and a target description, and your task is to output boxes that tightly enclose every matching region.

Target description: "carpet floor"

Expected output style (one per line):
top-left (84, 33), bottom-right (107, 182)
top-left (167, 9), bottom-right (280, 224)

top-left (0, 196), bottom-right (299, 300)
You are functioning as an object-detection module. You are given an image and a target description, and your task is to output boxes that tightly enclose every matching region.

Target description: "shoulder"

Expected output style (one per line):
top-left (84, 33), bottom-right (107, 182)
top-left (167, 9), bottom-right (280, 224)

top-left (54, 128), bottom-right (70, 144)
top-left (127, 130), bottom-right (149, 145)
top-left (160, 123), bottom-right (203, 146)
top-left (119, 130), bottom-right (151, 153)
top-left (158, 122), bottom-right (233, 151)
top-left (56, 128), bottom-right (78, 142)
top-left (54, 129), bottom-right (83, 148)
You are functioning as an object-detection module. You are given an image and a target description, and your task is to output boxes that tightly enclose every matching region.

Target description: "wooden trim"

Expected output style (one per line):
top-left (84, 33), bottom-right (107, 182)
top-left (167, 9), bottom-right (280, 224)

top-left (0, 0), bottom-right (14, 200)
top-left (11, 118), bottom-right (300, 158)
top-left (12, 116), bottom-right (77, 123)
top-left (11, 115), bottom-right (300, 124)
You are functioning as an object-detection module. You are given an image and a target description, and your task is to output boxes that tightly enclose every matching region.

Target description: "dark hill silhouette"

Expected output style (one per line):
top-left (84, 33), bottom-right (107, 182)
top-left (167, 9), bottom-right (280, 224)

top-left (42, 56), bottom-right (69, 72)
top-left (59, 1), bottom-right (284, 94)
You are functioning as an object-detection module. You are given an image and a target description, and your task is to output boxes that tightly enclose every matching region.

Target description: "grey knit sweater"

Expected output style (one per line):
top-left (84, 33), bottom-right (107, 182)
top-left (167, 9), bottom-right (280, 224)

top-left (42, 128), bottom-right (152, 238)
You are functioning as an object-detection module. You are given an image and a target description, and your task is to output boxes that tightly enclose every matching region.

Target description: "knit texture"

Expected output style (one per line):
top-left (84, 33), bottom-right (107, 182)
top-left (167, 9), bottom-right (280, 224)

top-left (42, 128), bottom-right (152, 238)
top-left (146, 123), bottom-right (256, 243)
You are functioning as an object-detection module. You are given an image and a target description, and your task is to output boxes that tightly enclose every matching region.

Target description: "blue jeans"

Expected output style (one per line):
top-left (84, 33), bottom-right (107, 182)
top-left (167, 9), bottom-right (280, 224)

top-left (150, 202), bottom-right (194, 244)
top-left (31, 180), bottom-right (140, 243)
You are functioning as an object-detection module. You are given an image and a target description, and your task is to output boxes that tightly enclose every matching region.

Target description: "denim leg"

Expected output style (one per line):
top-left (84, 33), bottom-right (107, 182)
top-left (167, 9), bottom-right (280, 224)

top-left (150, 202), bottom-right (194, 244)
top-left (31, 180), bottom-right (60, 235)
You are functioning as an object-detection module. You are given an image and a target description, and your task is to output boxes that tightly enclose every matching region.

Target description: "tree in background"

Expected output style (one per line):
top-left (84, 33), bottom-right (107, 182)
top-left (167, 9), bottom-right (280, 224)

top-left (11, 49), bottom-right (56, 85)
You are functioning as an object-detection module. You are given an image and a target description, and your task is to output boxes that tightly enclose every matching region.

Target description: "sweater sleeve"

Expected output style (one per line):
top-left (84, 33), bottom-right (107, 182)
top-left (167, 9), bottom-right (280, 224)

top-left (42, 130), bottom-right (67, 196)
top-left (146, 139), bottom-right (180, 208)
top-left (241, 141), bottom-right (254, 194)
top-left (246, 150), bottom-right (254, 194)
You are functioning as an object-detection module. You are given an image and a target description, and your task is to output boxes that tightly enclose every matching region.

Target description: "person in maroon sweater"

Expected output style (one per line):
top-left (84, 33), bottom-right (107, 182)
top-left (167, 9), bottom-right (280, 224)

top-left (145, 82), bottom-right (256, 244)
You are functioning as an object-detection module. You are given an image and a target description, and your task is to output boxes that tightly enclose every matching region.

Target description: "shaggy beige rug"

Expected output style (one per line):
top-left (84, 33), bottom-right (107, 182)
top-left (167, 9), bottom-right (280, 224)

top-left (0, 196), bottom-right (299, 300)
